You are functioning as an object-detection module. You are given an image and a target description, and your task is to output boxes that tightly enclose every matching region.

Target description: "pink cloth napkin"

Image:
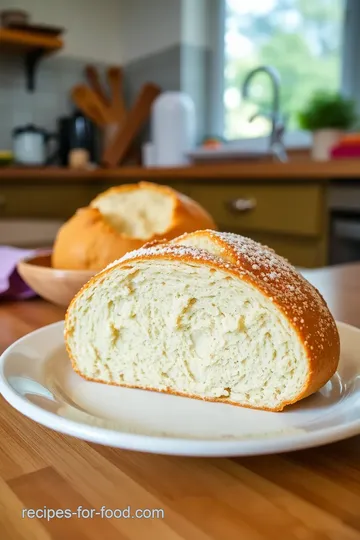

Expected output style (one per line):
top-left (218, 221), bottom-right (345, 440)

top-left (0, 246), bottom-right (38, 300)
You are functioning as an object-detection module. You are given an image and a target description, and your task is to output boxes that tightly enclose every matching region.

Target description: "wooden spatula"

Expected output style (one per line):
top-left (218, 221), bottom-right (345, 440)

top-left (85, 65), bottom-right (109, 107)
top-left (102, 83), bottom-right (161, 167)
top-left (71, 84), bottom-right (113, 127)
top-left (107, 66), bottom-right (126, 123)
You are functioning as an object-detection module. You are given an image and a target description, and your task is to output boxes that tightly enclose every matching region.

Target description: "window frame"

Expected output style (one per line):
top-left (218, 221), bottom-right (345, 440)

top-left (210, 0), bottom-right (351, 149)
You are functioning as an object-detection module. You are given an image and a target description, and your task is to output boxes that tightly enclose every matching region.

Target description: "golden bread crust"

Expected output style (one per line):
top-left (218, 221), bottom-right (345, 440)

top-left (65, 230), bottom-right (340, 411)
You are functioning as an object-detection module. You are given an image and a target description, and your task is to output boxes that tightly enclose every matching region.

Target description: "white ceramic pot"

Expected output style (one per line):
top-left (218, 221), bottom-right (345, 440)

top-left (12, 124), bottom-right (57, 165)
top-left (311, 129), bottom-right (343, 161)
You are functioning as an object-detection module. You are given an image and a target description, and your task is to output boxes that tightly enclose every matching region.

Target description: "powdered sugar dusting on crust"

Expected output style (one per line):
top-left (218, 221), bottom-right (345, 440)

top-left (106, 244), bottom-right (215, 267)
top-left (105, 242), bottom-right (248, 275)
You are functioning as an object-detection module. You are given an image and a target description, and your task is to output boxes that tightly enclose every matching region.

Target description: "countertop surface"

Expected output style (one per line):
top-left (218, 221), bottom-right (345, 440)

top-left (1, 263), bottom-right (360, 539)
top-left (1, 160), bottom-right (360, 182)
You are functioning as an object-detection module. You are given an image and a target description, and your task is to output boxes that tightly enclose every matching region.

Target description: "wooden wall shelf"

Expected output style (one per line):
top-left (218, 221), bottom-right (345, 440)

top-left (0, 28), bottom-right (63, 91)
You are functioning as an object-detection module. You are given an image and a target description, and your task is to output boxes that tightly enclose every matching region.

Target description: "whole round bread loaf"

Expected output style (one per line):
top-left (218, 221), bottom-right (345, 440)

top-left (52, 181), bottom-right (216, 270)
top-left (65, 230), bottom-right (340, 411)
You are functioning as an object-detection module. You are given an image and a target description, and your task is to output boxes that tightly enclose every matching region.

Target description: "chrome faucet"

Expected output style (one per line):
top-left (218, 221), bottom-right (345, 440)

top-left (242, 65), bottom-right (287, 161)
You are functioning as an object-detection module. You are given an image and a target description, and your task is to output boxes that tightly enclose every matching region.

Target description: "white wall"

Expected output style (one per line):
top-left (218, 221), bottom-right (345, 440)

top-left (119, 0), bottom-right (182, 63)
top-left (119, 0), bottom-right (213, 62)
top-left (1, 0), bottom-right (124, 63)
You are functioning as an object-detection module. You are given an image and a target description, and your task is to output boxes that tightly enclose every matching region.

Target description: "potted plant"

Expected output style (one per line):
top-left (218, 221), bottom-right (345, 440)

top-left (298, 91), bottom-right (357, 161)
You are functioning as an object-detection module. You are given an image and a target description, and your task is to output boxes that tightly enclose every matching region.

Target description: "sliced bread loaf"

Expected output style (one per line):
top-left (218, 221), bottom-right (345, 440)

top-left (65, 230), bottom-right (340, 411)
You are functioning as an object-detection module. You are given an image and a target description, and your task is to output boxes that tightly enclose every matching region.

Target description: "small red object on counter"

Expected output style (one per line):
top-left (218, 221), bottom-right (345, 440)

top-left (331, 145), bottom-right (360, 159)
top-left (331, 133), bottom-right (360, 159)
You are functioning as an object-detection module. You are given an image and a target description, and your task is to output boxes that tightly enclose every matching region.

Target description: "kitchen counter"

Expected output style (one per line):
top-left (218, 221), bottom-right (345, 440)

top-left (1, 262), bottom-right (360, 539)
top-left (1, 159), bottom-right (360, 182)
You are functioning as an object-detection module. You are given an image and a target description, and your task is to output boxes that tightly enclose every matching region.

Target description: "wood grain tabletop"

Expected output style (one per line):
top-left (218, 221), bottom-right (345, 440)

top-left (1, 263), bottom-right (360, 540)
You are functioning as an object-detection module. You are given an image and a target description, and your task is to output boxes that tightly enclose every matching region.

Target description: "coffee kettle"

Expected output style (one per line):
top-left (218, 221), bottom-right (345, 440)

top-left (12, 124), bottom-right (57, 165)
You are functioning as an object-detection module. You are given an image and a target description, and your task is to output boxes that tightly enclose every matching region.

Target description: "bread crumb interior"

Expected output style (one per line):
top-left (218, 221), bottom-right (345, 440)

top-left (91, 188), bottom-right (174, 239)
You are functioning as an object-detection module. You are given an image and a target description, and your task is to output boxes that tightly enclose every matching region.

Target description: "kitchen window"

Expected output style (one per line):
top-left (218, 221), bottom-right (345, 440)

top-left (212, 0), bottom-right (353, 147)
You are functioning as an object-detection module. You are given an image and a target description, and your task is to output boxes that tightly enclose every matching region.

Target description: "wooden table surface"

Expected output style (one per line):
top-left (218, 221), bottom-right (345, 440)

top-left (1, 263), bottom-right (360, 540)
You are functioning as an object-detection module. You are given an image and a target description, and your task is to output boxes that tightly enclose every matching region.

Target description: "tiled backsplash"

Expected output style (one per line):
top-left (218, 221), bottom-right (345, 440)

top-left (0, 54), bottom-right (93, 149)
top-left (0, 43), bottom-right (212, 151)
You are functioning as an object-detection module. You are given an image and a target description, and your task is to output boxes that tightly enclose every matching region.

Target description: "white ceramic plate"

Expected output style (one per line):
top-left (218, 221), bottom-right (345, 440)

top-left (0, 321), bottom-right (359, 457)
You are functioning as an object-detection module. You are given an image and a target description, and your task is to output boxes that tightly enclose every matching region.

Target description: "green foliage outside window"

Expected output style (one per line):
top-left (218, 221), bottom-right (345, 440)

top-left (224, 0), bottom-right (344, 139)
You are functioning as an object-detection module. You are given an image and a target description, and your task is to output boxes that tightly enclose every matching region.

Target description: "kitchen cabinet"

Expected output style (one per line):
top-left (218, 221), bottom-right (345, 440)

top-left (186, 184), bottom-right (323, 236)
top-left (0, 170), bottom-right (329, 267)
top-left (0, 183), bottom-right (103, 219)
top-left (0, 218), bottom-right (63, 248)
top-left (184, 182), bottom-right (327, 268)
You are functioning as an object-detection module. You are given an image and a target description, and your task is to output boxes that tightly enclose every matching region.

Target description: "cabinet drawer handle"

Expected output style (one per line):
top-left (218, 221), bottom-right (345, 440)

top-left (227, 198), bottom-right (256, 213)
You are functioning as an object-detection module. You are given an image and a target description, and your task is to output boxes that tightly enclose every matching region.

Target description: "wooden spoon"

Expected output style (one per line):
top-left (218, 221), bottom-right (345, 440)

top-left (107, 66), bottom-right (126, 123)
top-left (84, 65), bottom-right (109, 107)
top-left (102, 83), bottom-right (161, 167)
top-left (71, 84), bottom-right (113, 127)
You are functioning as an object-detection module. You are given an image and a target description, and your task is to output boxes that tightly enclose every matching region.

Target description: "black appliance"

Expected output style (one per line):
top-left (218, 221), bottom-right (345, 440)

top-left (57, 110), bottom-right (99, 166)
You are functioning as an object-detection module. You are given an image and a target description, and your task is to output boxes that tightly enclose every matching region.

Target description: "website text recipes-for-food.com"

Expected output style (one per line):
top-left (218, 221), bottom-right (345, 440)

top-left (22, 505), bottom-right (165, 521)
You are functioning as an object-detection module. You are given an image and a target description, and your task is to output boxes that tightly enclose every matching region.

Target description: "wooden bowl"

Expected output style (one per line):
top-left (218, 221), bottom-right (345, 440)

top-left (17, 252), bottom-right (96, 307)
